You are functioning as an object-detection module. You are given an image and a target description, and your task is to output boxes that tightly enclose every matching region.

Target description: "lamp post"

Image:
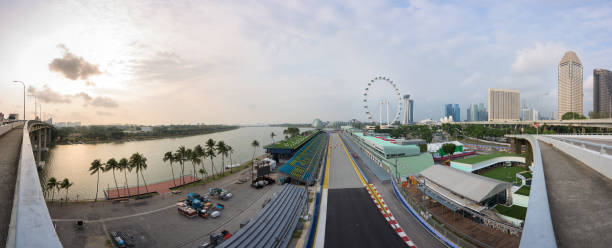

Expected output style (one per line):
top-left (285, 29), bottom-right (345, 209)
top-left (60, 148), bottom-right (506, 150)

top-left (28, 94), bottom-right (38, 120)
top-left (12, 81), bottom-right (25, 120)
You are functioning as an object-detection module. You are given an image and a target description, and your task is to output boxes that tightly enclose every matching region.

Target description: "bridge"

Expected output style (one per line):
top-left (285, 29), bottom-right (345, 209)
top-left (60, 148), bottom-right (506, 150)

top-left (507, 134), bottom-right (612, 248)
top-left (0, 121), bottom-right (61, 248)
top-left (461, 119), bottom-right (612, 128)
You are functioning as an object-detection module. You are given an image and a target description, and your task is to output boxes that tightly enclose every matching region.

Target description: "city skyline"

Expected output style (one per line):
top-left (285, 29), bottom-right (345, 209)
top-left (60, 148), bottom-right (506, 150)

top-left (1, 1), bottom-right (612, 125)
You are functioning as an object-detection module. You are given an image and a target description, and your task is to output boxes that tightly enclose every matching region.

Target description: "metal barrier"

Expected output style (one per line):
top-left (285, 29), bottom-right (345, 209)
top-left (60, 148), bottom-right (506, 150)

top-left (537, 136), bottom-right (612, 179)
top-left (552, 137), bottom-right (612, 155)
top-left (6, 121), bottom-right (62, 248)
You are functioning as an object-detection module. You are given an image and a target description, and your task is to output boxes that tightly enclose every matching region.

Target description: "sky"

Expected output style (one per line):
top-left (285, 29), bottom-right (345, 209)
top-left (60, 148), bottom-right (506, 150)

top-left (1, 0), bottom-right (611, 125)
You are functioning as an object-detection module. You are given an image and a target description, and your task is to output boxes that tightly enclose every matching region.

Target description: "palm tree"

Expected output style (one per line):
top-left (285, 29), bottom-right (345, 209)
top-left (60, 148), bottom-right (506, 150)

top-left (175, 146), bottom-right (188, 185)
top-left (270, 132), bottom-right (276, 144)
top-left (129, 153), bottom-right (149, 196)
top-left (60, 178), bottom-right (73, 204)
top-left (216, 141), bottom-right (229, 176)
top-left (251, 140), bottom-right (259, 182)
top-left (227, 145), bottom-right (234, 173)
top-left (105, 158), bottom-right (121, 198)
top-left (88, 159), bottom-right (105, 202)
top-left (163, 151), bottom-right (177, 187)
top-left (47, 177), bottom-right (58, 203)
top-left (118, 158), bottom-right (131, 197)
top-left (189, 148), bottom-right (202, 181)
top-left (194, 144), bottom-right (206, 180)
top-left (205, 139), bottom-right (217, 178)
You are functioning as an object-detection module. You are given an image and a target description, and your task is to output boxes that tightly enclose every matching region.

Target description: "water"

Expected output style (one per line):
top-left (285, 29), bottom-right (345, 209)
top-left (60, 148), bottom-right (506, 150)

top-left (44, 126), bottom-right (311, 200)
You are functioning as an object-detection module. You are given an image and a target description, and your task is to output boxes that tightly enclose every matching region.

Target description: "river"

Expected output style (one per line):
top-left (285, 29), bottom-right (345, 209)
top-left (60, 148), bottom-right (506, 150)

top-left (44, 126), bottom-right (311, 200)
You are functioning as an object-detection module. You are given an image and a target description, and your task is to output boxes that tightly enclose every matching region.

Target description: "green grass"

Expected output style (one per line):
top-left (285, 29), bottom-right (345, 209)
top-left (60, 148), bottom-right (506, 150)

top-left (265, 132), bottom-right (317, 149)
top-left (494, 204), bottom-right (527, 220)
top-left (480, 166), bottom-right (528, 183)
top-left (519, 171), bottom-right (532, 179)
top-left (515, 186), bottom-right (531, 196)
top-left (454, 152), bottom-right (524, 164)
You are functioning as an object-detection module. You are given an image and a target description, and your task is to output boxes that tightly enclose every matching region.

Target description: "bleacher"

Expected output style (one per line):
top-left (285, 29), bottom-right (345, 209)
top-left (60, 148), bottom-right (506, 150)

top-left (278, 133), bottom-right (328, 184)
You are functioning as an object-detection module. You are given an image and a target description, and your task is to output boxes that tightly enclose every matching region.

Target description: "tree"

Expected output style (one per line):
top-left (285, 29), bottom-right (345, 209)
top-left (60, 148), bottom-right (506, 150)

top-left (60, 178), bottom-right (73, 204)
top-left (441, 143), bottom-right (457, 161)
top-left (216, 141), bottom-right (229, 176)
top-left (227, 145), bottom-right (234, 173)
top-left (175, 146), bottom-right (188, 185)
top-left (419, 126), bottom-right (433, 143)
top-left (47, 177), bottom-right (58, 203)
top-left (117, 158), bottom-right (131, 197)
top-left (105, 158), bottom-right (121, 198)
top-left (251, 140), bottom-right (259, 182)
top-left (562, 112), bottom-right (586, 120)
top-left (270, 132), bottom-right (276, 144)
top-left (88, 159), bottom-right (105, 202)
top-left (129, 152), bottom-right (149, 196)
top-left (205, 139), bottom-right (217, 178)
top-left (194, 144), bottom-right (207, 180)
top-left (163, 151), bottom-right (177, 187)
top-left (189, 148), bottom-right (202, 180)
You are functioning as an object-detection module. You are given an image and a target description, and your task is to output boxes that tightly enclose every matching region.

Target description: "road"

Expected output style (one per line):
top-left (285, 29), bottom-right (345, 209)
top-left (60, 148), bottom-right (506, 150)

top-left (0, 125), bottom-right (23, 247)
top-left (324, 133), bottom-right (408, 248)
top-left (539, 142), bottom-right (612, 248)
top-left (340, 133), bottom-right (446, 248)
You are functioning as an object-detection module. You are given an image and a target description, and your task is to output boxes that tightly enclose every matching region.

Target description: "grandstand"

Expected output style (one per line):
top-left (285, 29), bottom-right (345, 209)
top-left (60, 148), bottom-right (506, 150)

top-left (278, 132), bottom-right (328, 184)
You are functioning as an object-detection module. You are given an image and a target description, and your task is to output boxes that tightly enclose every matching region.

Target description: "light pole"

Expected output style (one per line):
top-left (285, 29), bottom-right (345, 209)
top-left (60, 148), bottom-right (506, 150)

top-left (12, 81), bottom-right (25, 120)
top-left (28, 94), bottom-right (38, 120)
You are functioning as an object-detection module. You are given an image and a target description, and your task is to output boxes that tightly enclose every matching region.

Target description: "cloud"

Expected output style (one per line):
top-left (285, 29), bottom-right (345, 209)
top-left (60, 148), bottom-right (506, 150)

top-left (28, 85), bottom-right (118, 108)
top-left (96, 111), bottom-right (113, 116)
top-left (511, 42), bottom-right (567, 75)
top-left (49, 44), bottom-right (101, 80)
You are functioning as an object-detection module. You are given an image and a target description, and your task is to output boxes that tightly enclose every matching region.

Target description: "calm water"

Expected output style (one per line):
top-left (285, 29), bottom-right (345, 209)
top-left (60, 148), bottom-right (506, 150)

top-left (45, 126), bottom-right (310, 200)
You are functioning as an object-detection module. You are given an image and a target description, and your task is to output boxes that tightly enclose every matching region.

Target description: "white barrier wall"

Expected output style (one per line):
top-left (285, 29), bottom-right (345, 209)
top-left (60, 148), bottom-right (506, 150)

top-left (537, 136), bottom-right (612, 179)
top-left (0, 122), bottom-right (23, 136)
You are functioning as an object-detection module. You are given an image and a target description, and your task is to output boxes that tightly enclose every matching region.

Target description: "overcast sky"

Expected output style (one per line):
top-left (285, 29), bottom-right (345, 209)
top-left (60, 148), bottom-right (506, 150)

top-left (1, 0), bottom-right (611, 125)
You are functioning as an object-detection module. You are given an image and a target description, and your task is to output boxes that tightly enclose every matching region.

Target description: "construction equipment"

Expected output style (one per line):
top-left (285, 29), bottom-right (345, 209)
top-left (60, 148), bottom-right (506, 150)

top-left (209, 188), bottom-right (233, 200)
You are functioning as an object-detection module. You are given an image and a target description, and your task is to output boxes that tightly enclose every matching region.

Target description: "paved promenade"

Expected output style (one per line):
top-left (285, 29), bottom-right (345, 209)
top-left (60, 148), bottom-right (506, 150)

top-left (0, 126), bottom-right (23, 247)
top-left (104, 176), bottom-right (199, 199)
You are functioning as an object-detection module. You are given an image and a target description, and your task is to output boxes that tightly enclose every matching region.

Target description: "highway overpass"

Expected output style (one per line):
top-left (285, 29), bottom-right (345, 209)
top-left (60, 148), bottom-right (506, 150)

top-left (461, 119), bottom-right (612, 128)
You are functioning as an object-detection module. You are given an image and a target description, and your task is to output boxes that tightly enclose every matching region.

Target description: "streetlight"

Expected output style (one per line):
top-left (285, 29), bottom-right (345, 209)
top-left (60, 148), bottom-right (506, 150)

top-left (28, 94), bottom-right (38, 120)
top-left (12, 81), bottom-right (25, 120)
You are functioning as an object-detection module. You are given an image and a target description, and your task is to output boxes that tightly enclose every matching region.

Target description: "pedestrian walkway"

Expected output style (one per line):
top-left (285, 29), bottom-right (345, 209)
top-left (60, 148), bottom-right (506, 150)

top-left (0, 125), bottom-right (23, 247)
top-left (104, 176), bottom-right (199, 199)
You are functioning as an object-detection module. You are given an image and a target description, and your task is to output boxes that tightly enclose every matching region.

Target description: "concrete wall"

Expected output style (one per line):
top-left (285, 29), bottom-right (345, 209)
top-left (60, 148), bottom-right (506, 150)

top-left (512, 193), bottom-right (529, 208)
top-left (537, 136), bottom-right (612, 179)
top-left (0, 122), bottom-right (23, 137)
top-left (498, 214), bottom-right (524, 228)
top-left (6, 122), bottom-right (62, 248)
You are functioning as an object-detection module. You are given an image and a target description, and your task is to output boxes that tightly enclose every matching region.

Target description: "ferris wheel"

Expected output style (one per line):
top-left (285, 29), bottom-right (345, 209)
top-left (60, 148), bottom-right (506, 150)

top-left (363, 76), bottom-right (402, 125)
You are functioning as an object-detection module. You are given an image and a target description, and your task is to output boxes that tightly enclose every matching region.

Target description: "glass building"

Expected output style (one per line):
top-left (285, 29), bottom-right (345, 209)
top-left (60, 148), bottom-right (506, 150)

top-left (594, 68), bottom-right (612, 118)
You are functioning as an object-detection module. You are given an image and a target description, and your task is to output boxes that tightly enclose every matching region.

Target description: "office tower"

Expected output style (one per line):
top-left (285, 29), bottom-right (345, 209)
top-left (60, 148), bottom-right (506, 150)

top-left (488, 88), bottom-right (520, 121)
top-left (558, 51), bottom-right (583, 119)
top-left (468, 103), bottom-right (488, 121)
top-left (402, 95), bottom-right (414, 124)
top-left (444, 104), bottom-right (460, 122)
top-left (594, 68), bottom-right (612, 118)
top-left (478, 103), bottom-right (488, 121)
top-left (521, 108), bottom-right (539, 121)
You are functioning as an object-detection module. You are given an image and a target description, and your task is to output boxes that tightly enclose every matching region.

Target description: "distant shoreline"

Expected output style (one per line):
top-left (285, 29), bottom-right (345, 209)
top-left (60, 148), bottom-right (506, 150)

top-left (55, 126), bottom-right (240, 145)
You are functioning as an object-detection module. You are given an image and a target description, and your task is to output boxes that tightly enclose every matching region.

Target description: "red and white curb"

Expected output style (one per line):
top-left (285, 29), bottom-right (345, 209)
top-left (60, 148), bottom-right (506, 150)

top-left (366, 184), bottom-right (416, 248)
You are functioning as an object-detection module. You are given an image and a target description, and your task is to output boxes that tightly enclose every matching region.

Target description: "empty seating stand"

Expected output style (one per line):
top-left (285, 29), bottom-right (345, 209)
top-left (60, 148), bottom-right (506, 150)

top-left (279, 133), bottom-right (328, 183)
top-left (218, 184), bottom-right (307, 248)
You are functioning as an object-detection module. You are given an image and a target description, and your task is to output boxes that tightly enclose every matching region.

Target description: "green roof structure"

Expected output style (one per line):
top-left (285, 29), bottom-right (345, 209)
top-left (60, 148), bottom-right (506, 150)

top-left (454, 152), bottom-right (524, 164)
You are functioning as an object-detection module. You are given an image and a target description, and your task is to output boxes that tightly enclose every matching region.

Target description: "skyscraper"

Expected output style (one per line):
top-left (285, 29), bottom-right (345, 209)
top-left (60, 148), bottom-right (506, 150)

top-left (444, 104), bottom-right (460, 122)
top-left (488, 88), bottom-right (520, 121)
top-left (558, 51), bottom-right (583, 119)
top-left (594, 68), bottom-right (612, 118)
top-left (402, 95), bottom-right (414, 124)
top-left (467, 103), bottom-right (488, 121)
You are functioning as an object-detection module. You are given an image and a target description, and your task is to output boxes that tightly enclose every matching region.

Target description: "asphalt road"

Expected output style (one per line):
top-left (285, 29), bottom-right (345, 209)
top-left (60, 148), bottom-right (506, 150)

top-left (539, 142), bottom-right (612, 248)
top-left (324, 134), bottom-right (407, 247)
top-left (340, 133), bottom-right (446, 248)
top-left (0, 126), bottom-right (23, 247)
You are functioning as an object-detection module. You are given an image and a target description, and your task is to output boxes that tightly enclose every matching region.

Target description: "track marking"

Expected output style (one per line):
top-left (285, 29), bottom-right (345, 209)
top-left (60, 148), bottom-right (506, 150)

top-left (313, 136), bottom-right (331, 248)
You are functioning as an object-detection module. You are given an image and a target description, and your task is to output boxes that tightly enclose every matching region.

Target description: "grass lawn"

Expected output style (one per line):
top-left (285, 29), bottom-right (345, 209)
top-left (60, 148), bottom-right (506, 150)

top-left (454, 152), bottom-right (524, 164)
top-left (515, 186), bottom-right (531, 196)
top-left (519, 171), bottom-right (532, 179)
top-left (265, 131), bottom-right (317, 149)
top-left (480, 166), bottom-right (528, 183)
top-left (495, 204), bottom-right (527, 220)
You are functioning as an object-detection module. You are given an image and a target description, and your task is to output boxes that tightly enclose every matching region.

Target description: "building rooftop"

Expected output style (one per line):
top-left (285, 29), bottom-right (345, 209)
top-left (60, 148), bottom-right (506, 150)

top-left (560, 51), bottom-right (581, 64)
top-left (453, 152), bottom-right (524, 165)
top-left (421, 165), bottom-right (512, 203)
top-left (353, 132), bottom-right (420, 157)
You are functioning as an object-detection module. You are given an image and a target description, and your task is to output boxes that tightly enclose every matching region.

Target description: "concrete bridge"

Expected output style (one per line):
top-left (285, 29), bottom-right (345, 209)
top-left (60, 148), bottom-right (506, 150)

top-left (461, 119), bottom-right (612, 128)
top-left (507, 134), bottom-right (612, 248)
top-left (0, 121), bottom-right (62, 248)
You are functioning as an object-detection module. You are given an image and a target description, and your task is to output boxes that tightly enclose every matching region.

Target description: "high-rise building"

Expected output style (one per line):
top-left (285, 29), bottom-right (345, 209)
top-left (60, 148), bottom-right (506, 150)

top-left (521, 108), bottom-right (539, 121)
top-left (488, 88), bottom-right (520, 121)
top-left (594, 68), bottom-right (612, 118)
top-left (558, 51), bottom-right (583, 119)
top-left (444, 104), bottom-right (460, 122)
top-left (467, 103), bottom-right (488, 121)
top-left (402, 95), bottom-right (414, 124)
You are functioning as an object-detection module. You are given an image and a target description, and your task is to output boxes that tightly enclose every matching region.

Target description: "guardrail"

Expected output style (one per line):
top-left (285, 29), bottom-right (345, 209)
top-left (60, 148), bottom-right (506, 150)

top-left (0, 121), bottom-right (24, 137)
top-left (506, 135), bottom-right (557, 248)
top-left (6, 121), bottom-right (62, 248)
top-left (537, 136), bottom-right (612, 179)
top-left (549, 137), bottom-right (612, 155)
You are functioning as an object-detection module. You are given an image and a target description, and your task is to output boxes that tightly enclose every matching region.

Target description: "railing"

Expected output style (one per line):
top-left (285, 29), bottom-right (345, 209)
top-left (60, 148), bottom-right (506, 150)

top-left (0, 121), bottom-right (24, 136)
top-left (537, 136), bottom-right (612, 179)
top-left (549, 137), bottom-right (612, 155)
top-left (6, 121), bottom-right (62, 248)
top-left (506, 135), bottom-right (557, 248)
